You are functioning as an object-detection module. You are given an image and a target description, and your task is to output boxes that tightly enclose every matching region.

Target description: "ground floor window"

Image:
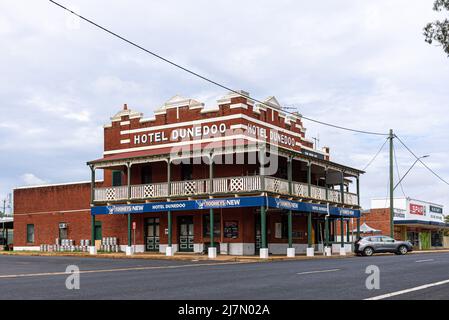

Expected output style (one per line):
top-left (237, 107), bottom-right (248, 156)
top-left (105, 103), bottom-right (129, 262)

top-left (407, 231), bottom-right (419, 247)
top-left (223, 221), bottom-right (239, 239)
top-left (203, 214), bottom-right (221, 238)
top-left (26, 224), bottom-right (34, 243)
top-left (431, 231), bottom-right (443, 247)
top-left (59, 223), bottom-right (68, 240)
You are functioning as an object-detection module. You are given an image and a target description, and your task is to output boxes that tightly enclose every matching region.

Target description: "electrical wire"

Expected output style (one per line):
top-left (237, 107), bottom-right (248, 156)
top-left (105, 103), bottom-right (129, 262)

top-left (395, 135), bottom-right (449, 187)
top-left (48, 0), bottom-right (389, 137)
top-left (393, 141), bottom-right (406, 197)
top-left (362, 138), bottom-right (388, 171)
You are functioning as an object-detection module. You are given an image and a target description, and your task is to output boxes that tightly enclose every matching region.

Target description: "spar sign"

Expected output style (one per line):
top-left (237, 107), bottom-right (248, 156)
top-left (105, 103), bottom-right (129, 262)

top-left (409, 203), bottom-right (425, 216)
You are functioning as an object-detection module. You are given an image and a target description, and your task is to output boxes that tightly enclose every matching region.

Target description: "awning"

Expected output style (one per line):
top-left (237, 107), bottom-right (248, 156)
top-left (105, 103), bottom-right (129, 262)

top-left (92, 196), bottom-right (361, 218)
top-left (394, 220), bottom-right (449, 229)
top-left (351, 222), bottom-right (381, 234)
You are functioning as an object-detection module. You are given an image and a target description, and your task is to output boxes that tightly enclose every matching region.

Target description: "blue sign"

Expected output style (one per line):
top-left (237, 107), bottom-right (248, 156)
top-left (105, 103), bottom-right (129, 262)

top-left (92, 196), bottom-right (360, 218)
top-left (92, 196), bottom-right (265, 216)
top-left (268, 198), bottom-right (360, 217)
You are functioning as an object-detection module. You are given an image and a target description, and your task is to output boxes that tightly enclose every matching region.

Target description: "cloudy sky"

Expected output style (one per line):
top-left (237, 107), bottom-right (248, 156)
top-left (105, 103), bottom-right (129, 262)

top-left (1, 0), bottom-right (448, 213)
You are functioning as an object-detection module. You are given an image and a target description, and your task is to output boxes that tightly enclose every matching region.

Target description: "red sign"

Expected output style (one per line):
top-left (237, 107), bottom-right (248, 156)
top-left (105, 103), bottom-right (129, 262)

top-left (132, 222), bottom-right (136, 230)
top-left (409, 204), bottom-right (425, 216)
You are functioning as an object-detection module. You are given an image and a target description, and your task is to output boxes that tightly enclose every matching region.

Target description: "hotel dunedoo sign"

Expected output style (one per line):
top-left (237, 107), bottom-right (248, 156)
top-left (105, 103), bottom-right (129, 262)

top-left (130, 121), bottom-right (299, 151)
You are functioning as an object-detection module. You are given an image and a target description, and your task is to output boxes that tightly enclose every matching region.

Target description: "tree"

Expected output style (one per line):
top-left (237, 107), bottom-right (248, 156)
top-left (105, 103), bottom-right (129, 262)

top-left (424, 0), bottom-right (449, 57)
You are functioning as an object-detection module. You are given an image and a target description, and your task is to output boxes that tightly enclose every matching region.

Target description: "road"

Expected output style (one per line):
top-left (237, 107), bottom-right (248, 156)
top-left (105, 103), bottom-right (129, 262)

top-left (0, 252), bottom-right (448, 300)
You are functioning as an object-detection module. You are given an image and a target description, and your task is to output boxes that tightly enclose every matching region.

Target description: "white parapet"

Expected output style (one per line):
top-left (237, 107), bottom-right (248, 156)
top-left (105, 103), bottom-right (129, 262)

top-left (287, 247), bottom-right (296, 258)
top-left (125, 246), bottom-right (134, 256)
top-left (340, 246), bottom-right (346, 256)
top-left (306, 247), bottom-right (315, 257)
top-left (89, 246), bottom-right (97, 255)
top-left (260, 248), bottom-right (269, 259)
top-left (166, 246), bottom-right (174, 257)
top-left (324, 246), bottom-right (332, 257)
top-left (208, 247), bottom-right (217, 259)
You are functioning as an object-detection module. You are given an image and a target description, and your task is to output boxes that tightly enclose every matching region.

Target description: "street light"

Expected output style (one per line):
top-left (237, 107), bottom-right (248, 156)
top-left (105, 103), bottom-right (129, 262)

top-left (393, 155), bottom-right (430, 191)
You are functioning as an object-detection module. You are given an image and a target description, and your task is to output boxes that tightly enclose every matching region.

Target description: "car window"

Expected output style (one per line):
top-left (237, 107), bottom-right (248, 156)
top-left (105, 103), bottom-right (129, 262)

top-left (381, 236), bottom-right (395, 242)
top-left (370, 237), bottom-right (381, 242)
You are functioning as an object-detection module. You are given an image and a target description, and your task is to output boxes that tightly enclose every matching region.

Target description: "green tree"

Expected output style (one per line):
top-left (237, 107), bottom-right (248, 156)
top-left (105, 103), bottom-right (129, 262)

top-left (424, 0), bottom-right (449, 56)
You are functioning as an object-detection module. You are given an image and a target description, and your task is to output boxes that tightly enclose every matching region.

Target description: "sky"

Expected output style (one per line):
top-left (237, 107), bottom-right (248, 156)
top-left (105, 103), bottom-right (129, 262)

top-left (0, 0), bottom-right (448, 214)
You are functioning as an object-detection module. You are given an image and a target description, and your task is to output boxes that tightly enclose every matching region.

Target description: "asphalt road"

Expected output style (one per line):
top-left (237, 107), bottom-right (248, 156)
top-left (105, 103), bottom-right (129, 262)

top-left (0, 252), bottom-right (448, 300)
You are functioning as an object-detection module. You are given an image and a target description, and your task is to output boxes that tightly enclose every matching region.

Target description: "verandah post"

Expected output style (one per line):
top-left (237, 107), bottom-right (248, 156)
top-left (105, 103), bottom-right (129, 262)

top-left (89, 165), bottom-right (97, 255)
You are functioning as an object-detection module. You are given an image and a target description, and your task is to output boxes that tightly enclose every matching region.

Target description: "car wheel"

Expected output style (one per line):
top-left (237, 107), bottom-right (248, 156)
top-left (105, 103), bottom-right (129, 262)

top-left (398, 245), bottom-right (408, 255)
top-left (363, 247), bottom-right (374, 256)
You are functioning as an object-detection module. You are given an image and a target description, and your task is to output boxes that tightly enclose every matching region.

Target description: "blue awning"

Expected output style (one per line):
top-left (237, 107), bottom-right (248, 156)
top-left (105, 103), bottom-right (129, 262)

top-left (91, 196), bottom-right (360, 218)
top-left (394, 220), bottom-right (449, 228)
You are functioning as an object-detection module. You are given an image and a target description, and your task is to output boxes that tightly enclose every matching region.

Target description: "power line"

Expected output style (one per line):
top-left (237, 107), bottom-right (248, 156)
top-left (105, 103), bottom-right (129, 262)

top-left (393, 141), bottom-right (406, 197)
top-left (395, 135), bottom-right (449, 187)
top-left (49, 0), bottom-right (389, 137)
top-left (362, 137), bottom-right (388, 171)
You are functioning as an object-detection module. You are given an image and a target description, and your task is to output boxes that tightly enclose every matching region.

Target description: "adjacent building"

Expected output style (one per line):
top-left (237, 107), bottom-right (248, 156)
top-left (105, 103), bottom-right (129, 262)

top-left (364, 198), bottom-right (448, 249)
top-left (14, 91), bottom-right (363, 258)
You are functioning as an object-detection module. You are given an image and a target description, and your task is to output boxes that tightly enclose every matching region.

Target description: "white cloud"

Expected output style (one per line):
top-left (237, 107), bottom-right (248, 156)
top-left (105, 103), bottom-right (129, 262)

top-left (21, 173), bottom-right (47, 186)
top-left (0, 0), bottom-right (448, 210)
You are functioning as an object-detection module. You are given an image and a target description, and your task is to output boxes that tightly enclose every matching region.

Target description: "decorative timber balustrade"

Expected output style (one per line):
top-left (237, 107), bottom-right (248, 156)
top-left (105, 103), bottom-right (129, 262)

top-left (93, 176), bottom-right (359, 206)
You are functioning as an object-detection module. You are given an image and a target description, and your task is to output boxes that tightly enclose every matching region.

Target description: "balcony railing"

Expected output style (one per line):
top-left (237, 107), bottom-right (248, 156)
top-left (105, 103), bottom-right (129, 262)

top-left (93, 176), bottom-right (359, 206)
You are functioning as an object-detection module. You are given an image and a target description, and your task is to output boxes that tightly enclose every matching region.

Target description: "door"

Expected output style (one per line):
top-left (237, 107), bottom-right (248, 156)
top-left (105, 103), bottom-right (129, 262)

top-left (94, 221), bottom-right (102, 241)
top-left (380, 236), bottom-right (396, 251)
top-left (145, 218), bottom-right (160, 252)
top-left (178, 216), bottom-right (194, 252)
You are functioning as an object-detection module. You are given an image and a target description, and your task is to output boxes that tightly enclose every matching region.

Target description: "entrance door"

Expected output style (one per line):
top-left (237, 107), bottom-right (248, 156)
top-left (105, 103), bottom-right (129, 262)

top-left (94, 221), bottom-right (102, 241)
top-left (145, 218), bottom-right (160, 252)
top-left (178, 216), bottom-right (194, 252)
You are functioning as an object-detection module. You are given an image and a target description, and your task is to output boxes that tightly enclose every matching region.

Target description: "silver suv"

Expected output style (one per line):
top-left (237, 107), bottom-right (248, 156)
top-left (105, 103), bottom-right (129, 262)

top-left (354, 236), bottom-right (413, 256)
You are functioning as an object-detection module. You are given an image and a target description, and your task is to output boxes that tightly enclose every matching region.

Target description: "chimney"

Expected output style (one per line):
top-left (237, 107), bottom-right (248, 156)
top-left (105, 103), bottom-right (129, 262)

top-left (124, 104), bottom-right (128, 110)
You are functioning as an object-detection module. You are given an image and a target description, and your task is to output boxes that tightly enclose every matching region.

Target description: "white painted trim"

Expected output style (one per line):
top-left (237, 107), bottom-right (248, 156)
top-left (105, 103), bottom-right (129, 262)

top-left (230, 103), bottom-right (248, 110)
top-left (14, 180), bottom-right (103, 190)
top-left (14, 246), bottom-right (40, 252)
top-left (104, 135), bottom-right (263, 155)
top-left (120, 121), bottom-right (130, 126)
top-left (230, 124), bottom-right (248, 130)
top-left (120, 139), bottom-right (131, 144)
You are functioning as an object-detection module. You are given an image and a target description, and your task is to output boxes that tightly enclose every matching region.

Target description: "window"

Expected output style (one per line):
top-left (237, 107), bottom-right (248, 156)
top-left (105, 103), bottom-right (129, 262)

top-left (203, 215), bottom-right (221, 238)
top-left (141, 166), bottom-right (152, 184)
top-left (59, 223), bottom-right (68, 240)
top-left (381, 236), bottom-right (395, 243)
top-left (181, 164), bottom-right (193, 181)
top-left (112, 171), bottom-right (123, 187)
top-left (26, 224), bottom-right (35, 243)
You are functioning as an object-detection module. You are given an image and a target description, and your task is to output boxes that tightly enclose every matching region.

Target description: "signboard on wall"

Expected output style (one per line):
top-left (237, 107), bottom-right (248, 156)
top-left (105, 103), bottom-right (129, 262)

top-left (409, 204), bottom-right (425, 216)
top-left (92, 196), bottom-right (361, 218)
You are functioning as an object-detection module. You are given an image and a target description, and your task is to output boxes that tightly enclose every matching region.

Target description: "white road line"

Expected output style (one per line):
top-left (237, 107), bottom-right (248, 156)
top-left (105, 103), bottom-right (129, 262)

top-left (297, 269), bottom-right (341, 275)
top-left (365, 279), bottom-right (449, 300)
top-left (0, 261), bottom-right (245, 280)
top-left (415, 259), bottom-right (434, 263)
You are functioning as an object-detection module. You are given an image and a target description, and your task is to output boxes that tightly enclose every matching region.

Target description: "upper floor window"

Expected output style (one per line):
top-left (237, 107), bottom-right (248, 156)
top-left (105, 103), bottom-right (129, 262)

top-left (181, 163), bottom-right (193, 181)
top-left (112, 171), bottom-right (123, 187)
top-left (141, 166), bottom-right (152, 184)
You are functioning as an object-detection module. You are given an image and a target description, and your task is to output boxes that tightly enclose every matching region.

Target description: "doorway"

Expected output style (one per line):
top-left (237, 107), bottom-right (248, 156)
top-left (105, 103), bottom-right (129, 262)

top-left (145, 218), bottom-right (160, 252)
top-left (178, 216), bottom-right (194, 252)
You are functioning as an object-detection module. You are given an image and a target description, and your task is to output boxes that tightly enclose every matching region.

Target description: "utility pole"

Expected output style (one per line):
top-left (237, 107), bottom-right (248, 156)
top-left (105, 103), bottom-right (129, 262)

top-left (389, 129), bottom-right (394, 238)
